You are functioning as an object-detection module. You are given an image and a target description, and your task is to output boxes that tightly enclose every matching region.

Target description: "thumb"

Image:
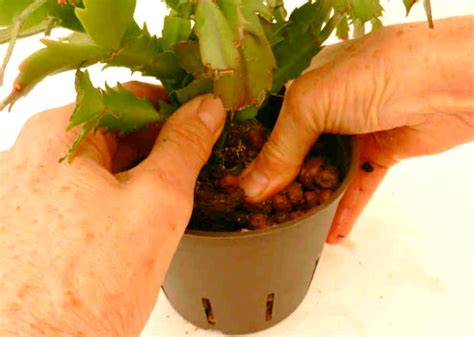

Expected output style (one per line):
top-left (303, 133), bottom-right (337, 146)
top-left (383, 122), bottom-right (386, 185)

top-left (128, 94), bottom-right (226, 194)
top-left (240, 76), bottom-right (322, 202)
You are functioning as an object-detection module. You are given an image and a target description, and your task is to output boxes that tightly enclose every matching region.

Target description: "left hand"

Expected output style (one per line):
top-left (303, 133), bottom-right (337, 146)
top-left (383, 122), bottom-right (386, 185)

top-left (0, 84), bottom-right (226, 337)
top-left (240, 18), bottom-right (474, 244)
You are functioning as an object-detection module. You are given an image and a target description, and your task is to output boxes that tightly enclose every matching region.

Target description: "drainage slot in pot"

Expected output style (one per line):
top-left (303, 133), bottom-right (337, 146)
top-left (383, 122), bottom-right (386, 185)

top-left (266, 293), bottom-right (275, 321)
top-left (202, 298), bottom-right (216, 325)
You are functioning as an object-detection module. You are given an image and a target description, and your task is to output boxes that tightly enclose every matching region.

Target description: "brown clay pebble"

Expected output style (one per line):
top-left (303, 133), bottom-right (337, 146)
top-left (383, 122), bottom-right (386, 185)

top-left (304, 191), bottom-right (320, 208)
top-left (271, 194), bottom-right (292, 213)
top-left (248, 214), bottom-right (272, 230)
top-left (218, 175), bottom-right (240, 193)
top-left (273, 212), bottom-right (292, 224)
top-left (315, 166), bottom-right (339, 189)
top-left (299, 157), bottom-right (323, 187)
top-left (290, 210), bottom-right (306, 220)
top-left (246, 129), bottom-right (266, 151)
top-left (319, 189), bottom-right (333, 204)
top-left (244, 200), bottom-right (273, 213)
top-left (285, 182), bottom-right (304, 205)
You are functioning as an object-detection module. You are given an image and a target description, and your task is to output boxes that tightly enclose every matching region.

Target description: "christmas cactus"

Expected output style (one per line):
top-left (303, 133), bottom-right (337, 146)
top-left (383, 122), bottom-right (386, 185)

top-left (0, 0), bottom-right (432, 159)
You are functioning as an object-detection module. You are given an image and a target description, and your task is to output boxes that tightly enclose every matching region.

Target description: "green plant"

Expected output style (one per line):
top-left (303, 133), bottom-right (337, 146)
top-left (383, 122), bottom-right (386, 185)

top-left (0, 0), bottom-right (431, 160)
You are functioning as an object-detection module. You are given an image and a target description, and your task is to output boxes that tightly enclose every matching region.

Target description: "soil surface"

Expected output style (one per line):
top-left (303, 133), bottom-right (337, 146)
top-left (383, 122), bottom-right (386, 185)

top-left (189, 119), bottom-right (342, 232)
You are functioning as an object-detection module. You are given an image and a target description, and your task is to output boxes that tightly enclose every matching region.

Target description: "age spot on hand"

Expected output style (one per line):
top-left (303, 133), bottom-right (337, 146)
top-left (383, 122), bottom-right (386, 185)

top-left (361, 162), bottom-right (374, 173)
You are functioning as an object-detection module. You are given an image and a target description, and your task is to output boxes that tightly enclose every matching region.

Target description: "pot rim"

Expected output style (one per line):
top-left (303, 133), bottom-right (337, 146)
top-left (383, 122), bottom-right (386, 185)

top-left (185, 136), bottom-right (359, 239)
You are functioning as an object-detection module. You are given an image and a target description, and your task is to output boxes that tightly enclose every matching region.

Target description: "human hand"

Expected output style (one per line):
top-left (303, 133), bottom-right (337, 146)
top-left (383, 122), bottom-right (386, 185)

top-left (240, 16), bottom-right (474, 244)
top-left (0, 85), bottom-right (226, 337)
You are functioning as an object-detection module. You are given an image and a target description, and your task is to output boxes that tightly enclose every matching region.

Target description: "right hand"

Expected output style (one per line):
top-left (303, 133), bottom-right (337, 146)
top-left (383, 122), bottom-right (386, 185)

top-left (240, 16), bottom-right (474, 244)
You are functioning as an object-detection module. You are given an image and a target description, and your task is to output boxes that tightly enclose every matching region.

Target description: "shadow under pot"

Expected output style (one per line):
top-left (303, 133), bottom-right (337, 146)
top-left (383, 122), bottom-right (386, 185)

top-left (163, 135), bottom-right (358, 334)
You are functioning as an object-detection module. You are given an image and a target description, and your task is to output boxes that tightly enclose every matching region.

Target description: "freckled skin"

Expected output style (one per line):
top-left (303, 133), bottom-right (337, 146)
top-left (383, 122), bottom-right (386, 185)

top-left (0, 90), bottom-right (226, 336)
top-left (0, 147), bottom-right (162, 336)
top-left (17, 284), bottom-right (31, 300)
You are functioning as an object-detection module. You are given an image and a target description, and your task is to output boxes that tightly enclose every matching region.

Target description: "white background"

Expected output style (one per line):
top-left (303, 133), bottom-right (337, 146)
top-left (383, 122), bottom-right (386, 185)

top-left (1, 1), bottom-right (473, 337)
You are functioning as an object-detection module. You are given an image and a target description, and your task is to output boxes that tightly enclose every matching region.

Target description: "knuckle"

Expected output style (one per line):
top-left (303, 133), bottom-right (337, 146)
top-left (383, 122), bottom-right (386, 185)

top-left (21, 108), bottom-right (71, 142)
top-left (285, 76), bottom-right (326, 134)
top-left (166, 120), bottom-right (212, 163)
top-left (22, 112), bottom-right (47, 133)
top-left (17, 113), bottom-right (56, 148)
top-left (128, 166), bottom-right (168, 191)
top-left (121, 81), bottom-right (144, 95)
top-left (261, 136), bottom-right (300, 171)
top-left (263, 137), bottom-right (288, 164)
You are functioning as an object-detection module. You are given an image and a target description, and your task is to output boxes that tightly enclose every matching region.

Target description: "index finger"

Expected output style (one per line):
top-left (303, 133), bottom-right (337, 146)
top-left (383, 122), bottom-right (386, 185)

top-left (240, 76), bottom-right (323, 202)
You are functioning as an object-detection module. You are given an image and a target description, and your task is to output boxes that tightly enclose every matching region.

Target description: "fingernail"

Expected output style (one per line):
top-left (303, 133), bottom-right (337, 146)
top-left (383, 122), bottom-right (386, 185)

top-left (240, 170), bottom-right (269, 198)
top-left (327, 235), bottom-right (342, 245)
top-left (198, 96), bottom-right (225, 133)
top-left (327, 232), bottom-right (346, 244)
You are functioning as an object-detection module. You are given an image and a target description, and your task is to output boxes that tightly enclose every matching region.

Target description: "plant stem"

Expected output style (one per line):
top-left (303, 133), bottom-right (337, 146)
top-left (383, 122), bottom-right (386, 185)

top-left (423, 0), bottom-right (434, 29)
top-left (0, 22), bottom-right (48, 45)
top-left (0, 0), bottom-right (48, 86)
